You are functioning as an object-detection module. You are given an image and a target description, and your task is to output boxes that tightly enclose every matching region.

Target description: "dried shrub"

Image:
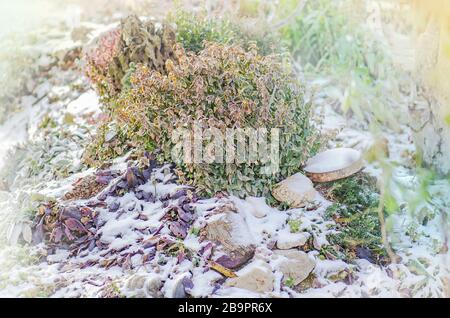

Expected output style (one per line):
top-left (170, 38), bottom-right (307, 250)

top-left (85, 15), bottom-right (176, 102)
top-left (107, 42), bottom-right (320, 197)
top-left (85, 13), bottom-right (280, 105)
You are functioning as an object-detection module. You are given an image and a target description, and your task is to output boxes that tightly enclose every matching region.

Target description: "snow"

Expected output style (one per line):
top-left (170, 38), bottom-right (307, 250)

top-left (232, 196), bottom-right (286, 243)
top-left (66, 90), bottom-right (100, 115)
top-left (304, 148), bottom-right (361, 173)
top-left (0, 1), bottom-right (448, 299)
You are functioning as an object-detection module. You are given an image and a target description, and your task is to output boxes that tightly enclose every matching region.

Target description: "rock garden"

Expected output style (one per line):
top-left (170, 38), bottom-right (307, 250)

top-left (0, 0), bottom-right (448, 298)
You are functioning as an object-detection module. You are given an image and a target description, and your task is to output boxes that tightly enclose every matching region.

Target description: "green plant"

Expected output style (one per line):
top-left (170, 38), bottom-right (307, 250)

top-left (189, 227), bottom-right (200, 236)
top-left (108, 42), bottom-right (320, 197)
top-left (323, 173), bottom-right (386, 261)
top-left (168, 10), bottom-right (280, 56)
top-left (323, 172), bottom-right (379, 209)
top-left (279, 0), bottom-right (398, 127)
top-left (86, 13), bottom-right (280, 106)
top-left (281, 0), bottom-right (383, 76)
top-left (82, 119), bottom-right (155, 167)
top-left (288, 219), bottom-right (301, 233)
top-left (284, 276), bottom-right (296, 288)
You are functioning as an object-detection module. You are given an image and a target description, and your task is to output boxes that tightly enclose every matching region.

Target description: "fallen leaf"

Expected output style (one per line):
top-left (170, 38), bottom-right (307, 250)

top-left (209, 261), bottom-right (237, 278)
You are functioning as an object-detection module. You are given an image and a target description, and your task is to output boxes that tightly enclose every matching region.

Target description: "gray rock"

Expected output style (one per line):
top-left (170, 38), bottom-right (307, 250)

top-left (274, 249), bottom-right (315, 286)
top-left (276, 232), bottom-right (310, 250)
top-left (225, 261), bottom-right (274, 293)
top-left (272, 173), bottom-right (316, 207)
top-left (205, 208), bottom-right (256, 269)
top-left (126, 274), bottom-right (163, 298)
top-left (144, 275), bottom-right (163, 298)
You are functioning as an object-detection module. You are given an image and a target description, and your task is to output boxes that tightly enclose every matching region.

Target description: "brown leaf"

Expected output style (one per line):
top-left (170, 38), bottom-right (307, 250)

top-left (209, 261), bottom-right (237, 278)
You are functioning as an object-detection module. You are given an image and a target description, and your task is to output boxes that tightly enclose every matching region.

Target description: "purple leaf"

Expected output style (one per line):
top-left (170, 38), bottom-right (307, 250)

top-left (63, 225), bottom-right (75, 241)
top-left (215, 254), bottom-right (246, 269)
top-left (143, 169), bottom-right (151, 180)
top-left (117, 180), bottom-right (128, 189)
top-left (88, 239), bottom-right (96, 251)
top-left (143, 240), bottom-right (155, 249)
top-left (178, 209), bottom-right (193, 223)
top-left (177, 196), bottom-right (189, 205)
top-left (142, 191), bottom-right (153, 202)
top-left (65, 218), bottom-right (86, 232)
top-left (135, 191), bottom-right (143, 200)
top-left (171, 190), bottom-right (187, 200)
top-left (51, 227), bottom-right (63, 243)
top-left (177, 251), bottom-right (186, 264)
top-left (179, 213), bottom-right (192, 224)
top-left (152, 224), bottom-right (164, 235)
top-left (32, 222), bottom-right (45, 244)
top-left (169, 222), bottom-right (187, 239)
top-left (182, 204), bottom-right (194, 213)
top-left (97, 192), bottom-right (107, 201)
top-left (182, 277), bottom-right (194, 290)
top-left (160, 194), bottom-right (170, 201)
top-left (109, 201), bottom-right (120, 212)
top-left (200, 242), bottom-right (213, 260)
top-left (96, 175), bottom-right (114, 185)
top-left (60, 206), bottom-right (81, 220)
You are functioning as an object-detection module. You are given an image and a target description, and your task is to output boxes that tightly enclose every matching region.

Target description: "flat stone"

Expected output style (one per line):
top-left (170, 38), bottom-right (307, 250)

top-left (225, 260), bottom-right (274, 293)
top-left (274, 249), bottom-right (315, 286)
top-left (272, 173), bottom-right (316, 207)
top-left (304, 148), bottom-right (363, 182)
top-left (204, 209), bottom-right (256, 269)
top-left (276, 231), bottom-right (310, 250)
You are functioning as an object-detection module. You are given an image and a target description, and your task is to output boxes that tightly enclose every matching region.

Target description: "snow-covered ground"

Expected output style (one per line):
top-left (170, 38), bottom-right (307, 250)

top-left (0, 1), bottom-right (448, 298)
